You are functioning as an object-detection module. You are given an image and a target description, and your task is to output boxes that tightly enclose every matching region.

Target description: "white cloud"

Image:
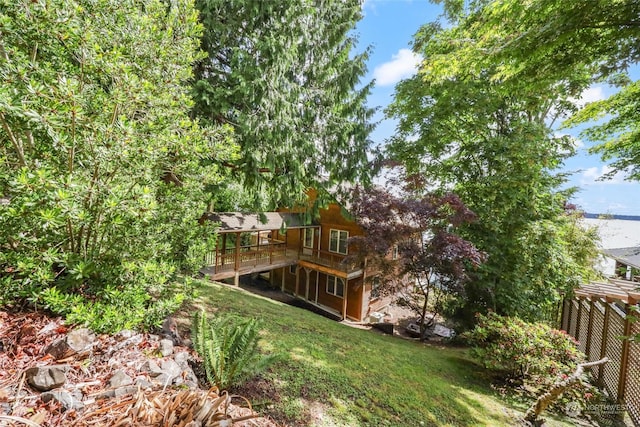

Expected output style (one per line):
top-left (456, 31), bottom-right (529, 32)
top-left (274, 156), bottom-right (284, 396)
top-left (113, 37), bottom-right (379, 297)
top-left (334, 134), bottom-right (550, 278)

top-left (581, 165), bottom-right (630, 185)
top-left (570, 85), bottom-right (606, 108)
top-left (373, 49), bottom-right (422, 87)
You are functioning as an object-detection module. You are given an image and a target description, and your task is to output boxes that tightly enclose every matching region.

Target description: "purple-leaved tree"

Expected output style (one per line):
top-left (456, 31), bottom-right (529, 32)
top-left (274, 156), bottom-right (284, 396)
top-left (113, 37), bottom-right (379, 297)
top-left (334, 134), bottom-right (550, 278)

top-left (349, 186), bottom-right (485, 339)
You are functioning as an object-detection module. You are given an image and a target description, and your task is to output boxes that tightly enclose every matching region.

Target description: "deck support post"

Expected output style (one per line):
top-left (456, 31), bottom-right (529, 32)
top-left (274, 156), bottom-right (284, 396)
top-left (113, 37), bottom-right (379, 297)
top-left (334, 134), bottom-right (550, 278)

top-left (305, 268), bottom-right (311, 300)
top-left (234, 232), bottom-right (240, 272)
top-left (281, 267), bottom-right (285, 292)
top-left (234, 272), bottom-right (239, 287)
top-left (342, 279), bottom-right (348, 320)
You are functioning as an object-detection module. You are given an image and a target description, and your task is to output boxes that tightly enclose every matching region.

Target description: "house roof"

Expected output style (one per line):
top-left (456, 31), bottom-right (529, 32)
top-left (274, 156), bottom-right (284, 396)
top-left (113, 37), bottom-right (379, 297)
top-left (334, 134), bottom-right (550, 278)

top-left (603, 247), bottom-right (640, 270)
top-left (203, 212), bottom-right (316, 233)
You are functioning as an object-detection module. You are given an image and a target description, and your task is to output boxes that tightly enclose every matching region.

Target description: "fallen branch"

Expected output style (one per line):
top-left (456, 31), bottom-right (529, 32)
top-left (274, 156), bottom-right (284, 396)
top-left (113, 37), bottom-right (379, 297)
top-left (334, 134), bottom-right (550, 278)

top-left (524, 357), bottom-right (609, 424)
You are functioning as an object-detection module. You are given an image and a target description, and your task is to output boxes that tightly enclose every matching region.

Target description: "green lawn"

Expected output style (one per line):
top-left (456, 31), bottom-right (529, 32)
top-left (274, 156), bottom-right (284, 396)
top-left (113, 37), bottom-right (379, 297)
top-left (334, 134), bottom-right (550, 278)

top-left (178, 280), bottom-right (577, 427)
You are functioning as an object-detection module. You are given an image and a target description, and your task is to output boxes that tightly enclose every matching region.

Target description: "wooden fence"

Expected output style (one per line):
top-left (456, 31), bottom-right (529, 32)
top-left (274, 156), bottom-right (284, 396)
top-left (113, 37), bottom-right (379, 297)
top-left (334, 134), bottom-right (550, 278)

top-left (561, 297), bottom-right (640, 425)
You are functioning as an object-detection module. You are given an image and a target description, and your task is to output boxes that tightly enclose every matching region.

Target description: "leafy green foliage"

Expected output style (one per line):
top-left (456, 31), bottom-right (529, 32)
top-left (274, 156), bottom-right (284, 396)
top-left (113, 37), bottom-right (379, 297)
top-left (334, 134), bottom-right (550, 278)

top-left (192, 310), bottom-right (276, 391)
top-left (192, 0), bottom-right (376, 209)
top-left (464, 312), bottom-right (604, 415)
top-left (432, 0), bottom-right (640, 180)
top-left (0, 0), bottom-right (237, 331)
top-left (385, 13), bottom-right (600, 325)
top-left (464, 312), bottom-right (583, 380)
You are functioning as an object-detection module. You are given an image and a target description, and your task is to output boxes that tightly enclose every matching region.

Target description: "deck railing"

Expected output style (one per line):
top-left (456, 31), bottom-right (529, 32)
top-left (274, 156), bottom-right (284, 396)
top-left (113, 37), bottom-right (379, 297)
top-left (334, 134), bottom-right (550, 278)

top-left (298, 249), bottom-right (362, 273)
top-left (205, 240), bottom-right (292, 273)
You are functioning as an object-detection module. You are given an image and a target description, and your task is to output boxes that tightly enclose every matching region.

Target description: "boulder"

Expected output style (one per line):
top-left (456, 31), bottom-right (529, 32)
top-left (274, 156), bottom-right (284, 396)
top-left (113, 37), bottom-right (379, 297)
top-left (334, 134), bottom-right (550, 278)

top-left (140, 360), bottom-right (164, 377)
top-left (158, 339), bottom-right (174, 357)
top-left (109, 369), bottom-right (133, 388)
top-left (26, 365), bottom-right (68, 391)
top-left (44, 328), bottom-right (95, 359)
top-left (41, 390), bottom-right (84, 411)
top-left (160, 359), bottom-right (182, 380)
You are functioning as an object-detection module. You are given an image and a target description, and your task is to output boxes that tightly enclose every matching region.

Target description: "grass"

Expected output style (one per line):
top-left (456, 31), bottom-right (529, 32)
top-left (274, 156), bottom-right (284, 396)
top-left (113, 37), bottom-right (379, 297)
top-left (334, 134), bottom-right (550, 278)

top-left (178, 280), bottom-right (578, 427)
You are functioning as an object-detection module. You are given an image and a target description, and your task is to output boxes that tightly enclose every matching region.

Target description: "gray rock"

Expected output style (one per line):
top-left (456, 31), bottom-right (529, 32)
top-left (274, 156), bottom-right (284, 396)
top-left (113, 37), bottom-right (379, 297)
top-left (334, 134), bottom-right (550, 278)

top-left (114, 330), bottom-right (136, 341)
top-left (153, 373), bottom-right (174, 387)
top-left (25, 365), bottom-right (67, 391)
top-left (140, 360), bottom-right (163, 377)
top-left (113, 334), bottom-right (144, 351)
top-left (41, 390), bottom-right (84, 411)
top-left (114, 386), bottom-right (137, 397)
top-left (173, 351), bottom-right (191, 365)
top-left (160, 359), bottom-right (182, 380)
top-left (109, 369), bottom-right (133, 388)
top-left (172, 352), bottom-right (199, 385)
top-left (135, 376), bottom-right (153, 390)
top-left (44, 328), bottom-right (95, 359)
top-left (158, 339), bottom-right (174, 357)
top-left (93, 389), bottom-right (115, 400)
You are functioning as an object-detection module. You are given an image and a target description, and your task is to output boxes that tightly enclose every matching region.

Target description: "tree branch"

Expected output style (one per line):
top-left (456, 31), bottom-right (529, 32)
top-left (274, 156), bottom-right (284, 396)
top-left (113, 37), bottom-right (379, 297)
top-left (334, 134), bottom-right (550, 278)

top-left (0, 111), bottom-right (27, 167)
top-left (524, 357), bottom-right (609, 424)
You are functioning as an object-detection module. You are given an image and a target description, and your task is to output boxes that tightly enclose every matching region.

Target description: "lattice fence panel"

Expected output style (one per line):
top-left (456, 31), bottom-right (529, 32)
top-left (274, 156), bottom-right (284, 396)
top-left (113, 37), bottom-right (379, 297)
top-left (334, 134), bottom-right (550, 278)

top-left (569, 299), bottom-right (579, 337)
top-left (561, 299), bottom-right (571, 331)
top-left (588, 300), bottom-right (605, 380)
top-left (625, 318), bottom-right (640, 426)
top-left (601, 304), bottom-right (625, 400)
top-left (577, 299), bottom-right (591, 353)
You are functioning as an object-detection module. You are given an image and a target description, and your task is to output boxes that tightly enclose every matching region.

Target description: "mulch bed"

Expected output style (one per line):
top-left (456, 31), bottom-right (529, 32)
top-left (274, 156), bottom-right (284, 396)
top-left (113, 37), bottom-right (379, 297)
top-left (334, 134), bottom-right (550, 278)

top-left (0, 310), bottom-right (278, 426)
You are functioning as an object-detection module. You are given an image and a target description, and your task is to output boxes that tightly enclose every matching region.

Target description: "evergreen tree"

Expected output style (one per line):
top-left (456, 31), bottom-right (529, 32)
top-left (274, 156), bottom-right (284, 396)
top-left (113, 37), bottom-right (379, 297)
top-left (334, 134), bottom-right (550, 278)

top-left (192, 0), bottom-right (376, 209)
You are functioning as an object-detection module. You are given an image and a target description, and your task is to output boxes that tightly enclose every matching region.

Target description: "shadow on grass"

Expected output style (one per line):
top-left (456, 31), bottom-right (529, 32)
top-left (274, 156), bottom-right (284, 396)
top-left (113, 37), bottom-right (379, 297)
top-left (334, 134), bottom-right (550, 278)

top-left (177, 280), bottom-right (568, 427)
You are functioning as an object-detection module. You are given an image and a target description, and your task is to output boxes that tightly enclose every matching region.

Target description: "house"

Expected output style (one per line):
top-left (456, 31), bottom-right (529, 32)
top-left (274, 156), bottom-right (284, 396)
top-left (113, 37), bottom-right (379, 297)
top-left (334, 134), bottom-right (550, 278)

top-left (200, 191), bottom-right (395, 322)
top-left (603, 247), bottom-right (640, 282)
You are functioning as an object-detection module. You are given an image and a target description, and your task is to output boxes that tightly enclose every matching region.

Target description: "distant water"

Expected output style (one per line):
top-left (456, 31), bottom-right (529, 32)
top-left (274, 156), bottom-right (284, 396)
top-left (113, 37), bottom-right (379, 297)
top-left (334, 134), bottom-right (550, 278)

top-left (580, 216), bottom-right (640, 275)
top-left (583, 213), bottom-right (640, 221)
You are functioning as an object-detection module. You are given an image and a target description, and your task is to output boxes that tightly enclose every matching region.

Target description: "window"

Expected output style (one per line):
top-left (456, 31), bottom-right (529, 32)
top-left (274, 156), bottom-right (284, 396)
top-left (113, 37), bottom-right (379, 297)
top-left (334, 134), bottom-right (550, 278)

top-left (391, 245), bottom-right (399, 260)
top-left (326, 275), bottom-right (344, 298)
top-left (371, 276), bottom-right (381, 299)
top-left (289, 264), bottom-right (297, 275)
top-left (329, 229), bottom-right (348, 254)
top-left (303, 228), bottom-right (314, 248)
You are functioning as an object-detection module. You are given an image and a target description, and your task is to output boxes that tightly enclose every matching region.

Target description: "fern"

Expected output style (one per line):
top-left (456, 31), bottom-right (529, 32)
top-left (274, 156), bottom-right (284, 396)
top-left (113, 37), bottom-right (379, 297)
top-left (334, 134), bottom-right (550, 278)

top-left (192, 310), bottom-right (276, 390)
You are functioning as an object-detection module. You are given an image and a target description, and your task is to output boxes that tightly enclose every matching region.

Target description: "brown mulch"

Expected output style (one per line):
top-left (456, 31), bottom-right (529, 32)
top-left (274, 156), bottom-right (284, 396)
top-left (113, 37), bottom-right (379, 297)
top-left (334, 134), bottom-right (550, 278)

top-left (0, 310), bottom-right (278, 427)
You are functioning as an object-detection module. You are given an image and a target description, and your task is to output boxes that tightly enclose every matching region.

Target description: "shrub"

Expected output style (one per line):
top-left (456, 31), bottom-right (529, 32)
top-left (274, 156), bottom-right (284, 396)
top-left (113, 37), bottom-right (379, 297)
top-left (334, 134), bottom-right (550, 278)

top-left (463, 312), bottom-right (584, 380)
top-left (192, 310), bottom-right (277, 391)
top-left (0, 1), bottom-right (237, 332)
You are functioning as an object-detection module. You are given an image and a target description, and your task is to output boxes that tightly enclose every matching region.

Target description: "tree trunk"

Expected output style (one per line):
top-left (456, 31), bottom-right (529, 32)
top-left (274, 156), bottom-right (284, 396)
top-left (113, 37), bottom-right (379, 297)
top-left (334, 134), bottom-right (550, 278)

top-left (523, 357), bottom-right (609, 424)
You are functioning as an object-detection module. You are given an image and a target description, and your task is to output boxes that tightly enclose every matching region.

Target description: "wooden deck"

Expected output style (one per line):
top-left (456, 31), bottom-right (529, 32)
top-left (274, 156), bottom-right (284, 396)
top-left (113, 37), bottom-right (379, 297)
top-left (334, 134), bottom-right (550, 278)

top-left (203, 243), bottom-right (298, 280)
top-left (298, 249), bottom-right (363, 279)
top-left (203, 245), bottom-right (363, 281)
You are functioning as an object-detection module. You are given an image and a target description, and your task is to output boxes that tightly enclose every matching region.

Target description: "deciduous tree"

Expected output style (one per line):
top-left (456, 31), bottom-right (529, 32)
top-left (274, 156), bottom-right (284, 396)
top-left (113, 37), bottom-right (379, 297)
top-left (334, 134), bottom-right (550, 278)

top-left (349, 186), bottom-right (484, 338)
top-left (431, 0), bottom-right (640, 179)
top-left (385, 17), bottom-right (600, 324)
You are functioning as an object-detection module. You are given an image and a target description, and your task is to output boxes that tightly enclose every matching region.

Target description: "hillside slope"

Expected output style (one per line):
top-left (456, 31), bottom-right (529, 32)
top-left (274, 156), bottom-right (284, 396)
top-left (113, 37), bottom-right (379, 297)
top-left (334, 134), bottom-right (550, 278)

top-left (179, 281), bottom-right (578, 427)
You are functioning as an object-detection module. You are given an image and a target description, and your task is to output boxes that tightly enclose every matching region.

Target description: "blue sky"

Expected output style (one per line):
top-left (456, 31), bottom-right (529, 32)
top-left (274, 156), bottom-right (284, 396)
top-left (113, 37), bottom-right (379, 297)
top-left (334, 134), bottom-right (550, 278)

top-left (355, 0), bottom-right (640, 215)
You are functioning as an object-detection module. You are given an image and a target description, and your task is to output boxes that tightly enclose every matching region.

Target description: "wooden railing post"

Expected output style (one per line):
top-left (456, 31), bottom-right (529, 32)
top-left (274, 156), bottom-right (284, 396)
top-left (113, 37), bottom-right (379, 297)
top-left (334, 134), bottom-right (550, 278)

top-left (617, 302), bottom-right (634, 402)
top-left (221, 233), bottom-right (227, 266)
top-left (269, 241), bottom-right (274, 264)
top-left (598, 300), bottom-right (611, 387)
top-left (234, 232), bottom-right (240, 272)
top-left (575, 298), bottom-right (583, 344)
top-left (585, 298), bottom-right (595, 360)
top-left (566, 298), bottom-right (573, 335)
